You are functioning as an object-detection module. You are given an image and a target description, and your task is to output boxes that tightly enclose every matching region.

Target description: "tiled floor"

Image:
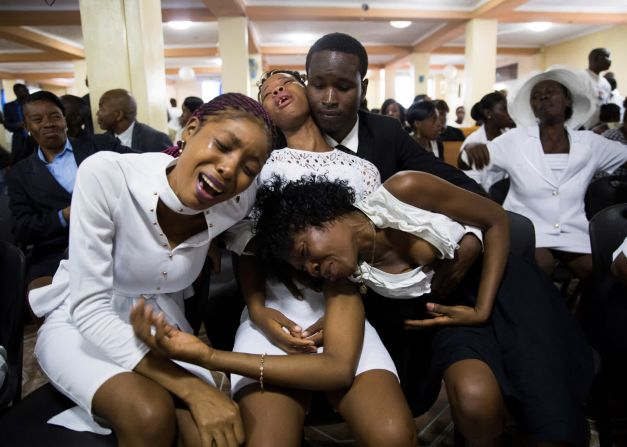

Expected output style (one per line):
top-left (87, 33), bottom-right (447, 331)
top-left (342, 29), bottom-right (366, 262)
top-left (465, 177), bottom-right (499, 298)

top-left (21, 324), bottom-right (605, 446)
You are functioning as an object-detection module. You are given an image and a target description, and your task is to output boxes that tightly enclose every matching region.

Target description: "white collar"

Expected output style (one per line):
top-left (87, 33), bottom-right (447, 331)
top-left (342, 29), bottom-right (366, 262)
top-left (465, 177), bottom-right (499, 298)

top-left (157, 158), bottom-right (204, 215)
top-left (116, 121), bottom-right (136, 148)
top-left (324, 116), bottom-right (360, 153)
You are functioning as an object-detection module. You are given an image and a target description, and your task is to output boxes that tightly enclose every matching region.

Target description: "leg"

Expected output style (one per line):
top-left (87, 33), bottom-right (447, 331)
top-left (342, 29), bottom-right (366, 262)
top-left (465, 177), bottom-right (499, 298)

top-left (444, 359), bottom-right (505, 447)
top-left (535, 248), bottom-right (556, 278)
top-left (235, 383), bottom-right (309, 447)
top-left (556, 251), bottom-right (593, 283)
top-left (327, 370), bottom-right (417, 447)
top-left (92, 372), bottom-right (177, 447)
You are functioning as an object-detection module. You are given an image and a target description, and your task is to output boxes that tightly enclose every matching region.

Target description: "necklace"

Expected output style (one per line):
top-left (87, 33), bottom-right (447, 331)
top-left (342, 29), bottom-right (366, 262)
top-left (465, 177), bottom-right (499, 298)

top-left (358, 219), bottom-right (377, 295)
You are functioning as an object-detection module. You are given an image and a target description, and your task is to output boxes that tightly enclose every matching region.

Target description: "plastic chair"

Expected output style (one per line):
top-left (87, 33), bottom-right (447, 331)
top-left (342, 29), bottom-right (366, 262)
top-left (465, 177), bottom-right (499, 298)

top-left (0, 241), bottom-right (26, 413)
top-left (585, 175), bottom-right (627, 220)
top-left (0, 239), bottom-right (116, 445)
top-left (0, 194), bottom-right (14, 244)
top-left (585, 204), bottom-right (627, 447)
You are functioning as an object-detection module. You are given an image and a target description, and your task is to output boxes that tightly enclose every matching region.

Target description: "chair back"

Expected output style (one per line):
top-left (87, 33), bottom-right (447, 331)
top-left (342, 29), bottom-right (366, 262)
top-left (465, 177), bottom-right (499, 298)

top-left (442, 141), bottom-right (462, 167)
top-left (506, 211), bottom-right (535, 263)
top-left (0, 195), bottom-right (14, 244)
top-left (0, 241), bottom-right (26, 412)
top-left (585, 175), bottom-right (627, 220)
top-left (489, 177), bottom-right (510, 205)
top-left (589, 204), bottom-right (627, 278)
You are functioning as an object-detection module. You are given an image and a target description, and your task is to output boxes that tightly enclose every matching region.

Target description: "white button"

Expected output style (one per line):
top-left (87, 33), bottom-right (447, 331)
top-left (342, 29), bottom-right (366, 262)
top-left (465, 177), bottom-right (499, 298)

top-left (552, 190), bottom-right (558, 196)
top-left (162, 271), bottom-right (167, 276)
top-left (554, 223), bottom-right (560, 228)
top-left (168, 253), bottom-right (173, 258)
top-left (162, 243), bottom-right (167, 247)
top-left (153, 192), bottom-right (158, 195)
top-left (205, 210), bottom-right (210, 215)
top-left (209, 223), bottom-right (213, 228)
top-left (150, 208), bottom-right (154, 212)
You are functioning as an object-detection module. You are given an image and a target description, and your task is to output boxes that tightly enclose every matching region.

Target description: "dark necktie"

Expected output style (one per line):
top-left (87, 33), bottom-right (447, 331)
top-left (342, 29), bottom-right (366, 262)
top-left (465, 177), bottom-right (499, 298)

top-left (334, 144), bottom-right (352, 154)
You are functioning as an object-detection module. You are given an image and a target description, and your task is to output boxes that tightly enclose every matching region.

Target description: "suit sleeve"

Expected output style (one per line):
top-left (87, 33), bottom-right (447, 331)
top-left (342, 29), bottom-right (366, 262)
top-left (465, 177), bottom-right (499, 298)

top-left (394, 127), bottom-right (487, 196)
top-left (2, 103), bottom-right (22, 133)
top-left (6, 167), bottom-right (67, 245)
top-left (155, 130), bottom-right (173, 151)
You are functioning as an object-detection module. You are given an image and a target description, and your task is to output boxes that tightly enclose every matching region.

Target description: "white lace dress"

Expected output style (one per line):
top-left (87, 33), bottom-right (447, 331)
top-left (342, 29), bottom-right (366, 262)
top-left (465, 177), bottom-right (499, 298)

top-left (230, 147), bottom-right (397, 396)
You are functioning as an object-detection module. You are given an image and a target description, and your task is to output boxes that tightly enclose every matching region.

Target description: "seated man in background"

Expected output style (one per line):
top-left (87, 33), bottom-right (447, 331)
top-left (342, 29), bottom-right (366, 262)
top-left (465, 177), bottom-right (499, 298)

top-left (7, 91), bottom-right (133, 289)
top-left (97, 88), bottom-right (171, 153)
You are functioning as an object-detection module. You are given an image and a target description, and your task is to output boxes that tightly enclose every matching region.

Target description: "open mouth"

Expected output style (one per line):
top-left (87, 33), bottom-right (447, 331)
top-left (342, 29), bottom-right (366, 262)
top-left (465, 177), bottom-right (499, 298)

top-left (275, 93), bottom-right (292, 108)
top-left (198, 173), bottom-right (224, 199)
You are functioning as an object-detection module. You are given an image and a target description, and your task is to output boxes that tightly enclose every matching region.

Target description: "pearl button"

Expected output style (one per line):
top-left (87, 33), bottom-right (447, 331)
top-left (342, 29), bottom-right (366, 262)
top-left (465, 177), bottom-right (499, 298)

top-left (162, 243), bottom-right (167, 247)
top-left (209, 223), bottom-right (213, 228)
top-left (162, 271), bottom-right (167, 276)
top-left (178, 208), bottom-right (184, 212)
top-left (150, 208), bottom-right (154, 212)
top-left (168, 253), bottom-right (173, 258)
top-left (554, 223), bottom-right (560, 229)
top-left (552, 190), bottom-right (558, 196)
top-left (153, 192), bottom-right (157, 195)
top-left (153, 222), bottom-right (157, 225)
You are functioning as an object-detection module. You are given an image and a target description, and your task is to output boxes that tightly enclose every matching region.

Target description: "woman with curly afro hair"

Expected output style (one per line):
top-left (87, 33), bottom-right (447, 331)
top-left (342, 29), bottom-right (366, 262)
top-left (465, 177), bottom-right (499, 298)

top-left (247, 171), bottom-right (594, 447)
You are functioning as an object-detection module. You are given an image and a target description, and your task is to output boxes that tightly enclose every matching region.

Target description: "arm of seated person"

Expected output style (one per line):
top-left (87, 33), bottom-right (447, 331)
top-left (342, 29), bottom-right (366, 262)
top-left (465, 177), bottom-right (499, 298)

top-left (132, 281), bottom-right (364, 390)
top-left (462, 143), bottom-right (491, 170)
top-left (429, 232), bottom-right (481, 297)
top-left (239, 254), bottom-right (317, 354)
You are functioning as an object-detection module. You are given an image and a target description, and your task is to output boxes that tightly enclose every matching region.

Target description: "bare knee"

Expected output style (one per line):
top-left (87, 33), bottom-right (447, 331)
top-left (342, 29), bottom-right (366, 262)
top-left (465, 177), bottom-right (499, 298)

top-left (535, 248), bottom-right (555, 277)
top-left (362, 418), bottom-right (417, 447)
top-left (93, 374), bottom-right (176, 445)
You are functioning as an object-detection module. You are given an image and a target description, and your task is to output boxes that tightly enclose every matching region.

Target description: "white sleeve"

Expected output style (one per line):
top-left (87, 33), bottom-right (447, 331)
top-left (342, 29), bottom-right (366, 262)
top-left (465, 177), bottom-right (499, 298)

top-left (589, 132), bottom-right (627, 174)
top-left (613, 237), bottom-right (627, 261)
top-left (68, 155), bottom-right (149, 371)
top-left (462, 225), bottom-right (484, 250)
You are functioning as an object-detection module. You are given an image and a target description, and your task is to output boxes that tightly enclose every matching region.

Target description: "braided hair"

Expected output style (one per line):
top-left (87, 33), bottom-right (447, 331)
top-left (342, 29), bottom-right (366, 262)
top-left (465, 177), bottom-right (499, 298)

top-left (164, 92), bottom-right (276, 156)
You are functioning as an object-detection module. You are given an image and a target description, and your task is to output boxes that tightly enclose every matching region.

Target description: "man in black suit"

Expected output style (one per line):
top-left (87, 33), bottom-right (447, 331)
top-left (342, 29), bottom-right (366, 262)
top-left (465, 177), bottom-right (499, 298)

top-left (97, 88), bottom-right (171, 153)
top-left (303, 33), bottom-right (490, 419)
top-left (2, 83), bottom-right (31, 164)
top-left (7, 91), bottom-right (132, 285)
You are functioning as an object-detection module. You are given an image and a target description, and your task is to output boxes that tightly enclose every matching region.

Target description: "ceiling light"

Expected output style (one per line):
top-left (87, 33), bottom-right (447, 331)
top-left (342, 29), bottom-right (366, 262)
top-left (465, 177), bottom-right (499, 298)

top-left (527, 22), bottom-right (552, 32)
top-left (168, 21), bottom-right (193, 30)
top-left (287, 33), bottom-right (314, 44)
top-left (390, 21), bottom-right (411, 29)
top-left (178, 67), bottom-right (196, 81)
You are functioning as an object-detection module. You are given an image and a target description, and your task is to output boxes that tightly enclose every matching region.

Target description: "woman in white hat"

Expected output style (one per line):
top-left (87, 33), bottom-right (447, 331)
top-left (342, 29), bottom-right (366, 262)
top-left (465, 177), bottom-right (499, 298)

top-left (463, 67), bottom-right (627, 282)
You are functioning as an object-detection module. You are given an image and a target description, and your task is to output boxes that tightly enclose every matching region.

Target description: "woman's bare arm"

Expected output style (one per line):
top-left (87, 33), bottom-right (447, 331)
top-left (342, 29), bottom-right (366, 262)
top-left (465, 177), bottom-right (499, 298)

top-left (132, 280), bottom-right (364, 390)
top-left (385, 171), bottom-right (509, 325)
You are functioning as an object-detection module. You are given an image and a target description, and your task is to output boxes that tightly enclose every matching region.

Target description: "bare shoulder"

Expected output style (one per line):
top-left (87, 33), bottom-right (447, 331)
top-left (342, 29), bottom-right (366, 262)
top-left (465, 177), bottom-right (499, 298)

top-left (383, 171), bottom-right (445, 205)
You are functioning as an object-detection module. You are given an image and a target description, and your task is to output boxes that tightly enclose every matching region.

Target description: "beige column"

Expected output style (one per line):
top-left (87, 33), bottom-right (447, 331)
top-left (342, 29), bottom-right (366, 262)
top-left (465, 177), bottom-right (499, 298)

top-left (384, 66), bottom-right (396, 100)
top-left (410, 53), bottom-right (430, 98)
top-left (72, 60), bottom-right (89, 97)
top-left (218, 17), bottom-right (250, 96)
top-left (1, 79), bottom-right (19, 148)
top-left (79, 0), bottom-right (168, 133)
top-left (365, 69), bottom-right (381, 111)
top-left (463, 19), bottom-right (497, 119)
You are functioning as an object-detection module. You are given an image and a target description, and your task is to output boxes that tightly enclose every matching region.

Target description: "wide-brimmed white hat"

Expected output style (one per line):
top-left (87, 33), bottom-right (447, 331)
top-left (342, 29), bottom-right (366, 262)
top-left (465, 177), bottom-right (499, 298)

top-left (508, 67), bottom-right (595, 129)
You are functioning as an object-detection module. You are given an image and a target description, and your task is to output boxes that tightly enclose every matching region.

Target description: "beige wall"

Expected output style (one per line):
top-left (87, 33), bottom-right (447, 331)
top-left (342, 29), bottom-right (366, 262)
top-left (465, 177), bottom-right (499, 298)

top-left (542, 25), bottom-right (627, 86)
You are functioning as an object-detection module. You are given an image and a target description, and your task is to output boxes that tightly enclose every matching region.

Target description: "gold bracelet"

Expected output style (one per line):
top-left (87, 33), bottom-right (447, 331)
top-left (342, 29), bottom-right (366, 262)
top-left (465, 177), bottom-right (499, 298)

top-left (259, 352), bottom-right (266, 392)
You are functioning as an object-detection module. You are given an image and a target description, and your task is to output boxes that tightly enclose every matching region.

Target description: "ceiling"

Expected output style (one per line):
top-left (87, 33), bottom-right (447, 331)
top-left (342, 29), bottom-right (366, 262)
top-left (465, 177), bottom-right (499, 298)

top-left (0, 0), bottom-right (625, 85)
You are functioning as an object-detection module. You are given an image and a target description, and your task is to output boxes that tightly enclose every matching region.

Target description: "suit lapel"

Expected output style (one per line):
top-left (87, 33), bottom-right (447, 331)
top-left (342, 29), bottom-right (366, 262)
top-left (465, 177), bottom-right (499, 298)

top-left (27, 153), bottom-right (72, 202)
top-left (357, 112), bottom-right (376, 162)
top-left (521, 127), bottom-right (560, 188)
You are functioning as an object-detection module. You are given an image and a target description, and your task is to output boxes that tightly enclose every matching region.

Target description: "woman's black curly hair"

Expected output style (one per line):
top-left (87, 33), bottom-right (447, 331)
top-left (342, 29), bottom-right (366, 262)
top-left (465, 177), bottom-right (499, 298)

top-left (253, 174), bottom-right (357, 275)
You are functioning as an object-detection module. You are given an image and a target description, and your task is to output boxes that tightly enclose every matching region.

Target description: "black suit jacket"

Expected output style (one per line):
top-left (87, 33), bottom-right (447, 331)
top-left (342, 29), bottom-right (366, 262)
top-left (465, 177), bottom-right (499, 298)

top-left (438, 125), bottom-right (465, 142)
top-left (130, 122), bottom-right (172, 153)
top-left (6, 134), bottom-right (132, 265)
top-left (2, 100), bottom-right (29, 163)
top-left (356, 110), bottom-right (485, 195)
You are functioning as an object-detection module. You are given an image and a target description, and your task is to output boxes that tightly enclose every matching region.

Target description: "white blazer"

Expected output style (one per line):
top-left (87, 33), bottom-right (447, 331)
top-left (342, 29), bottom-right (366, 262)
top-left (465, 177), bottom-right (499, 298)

top-left (485, 126), bottom-right (627, 253)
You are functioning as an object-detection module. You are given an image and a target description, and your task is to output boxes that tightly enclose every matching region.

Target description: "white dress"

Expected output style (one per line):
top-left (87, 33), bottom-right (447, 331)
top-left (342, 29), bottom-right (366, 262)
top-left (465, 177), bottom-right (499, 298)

top-left (230, 148), bottom-right (397, 396)
top-left (459, 125), bottom-right (508, 190)
top-left (31, 152), bottom-right (257, 432)
top-left (484, 126), bottom-right (627, 253)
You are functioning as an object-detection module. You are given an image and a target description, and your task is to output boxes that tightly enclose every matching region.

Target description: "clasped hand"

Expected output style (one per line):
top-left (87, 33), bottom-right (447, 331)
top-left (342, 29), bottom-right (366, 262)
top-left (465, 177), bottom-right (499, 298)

top-left (405, 302), bottom-right (489, 328)
top-left (249, 306), bottom-right (322, 354)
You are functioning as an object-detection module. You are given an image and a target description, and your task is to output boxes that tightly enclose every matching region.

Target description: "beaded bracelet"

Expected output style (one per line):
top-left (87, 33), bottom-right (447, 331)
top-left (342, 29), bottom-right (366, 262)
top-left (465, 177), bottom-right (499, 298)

top-left (259, 352), bottom-right (266, 392)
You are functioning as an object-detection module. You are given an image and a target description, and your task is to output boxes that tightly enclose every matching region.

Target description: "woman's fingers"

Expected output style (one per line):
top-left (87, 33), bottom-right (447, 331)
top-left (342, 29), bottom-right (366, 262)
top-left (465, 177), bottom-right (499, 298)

top-left (404, 316), bottom-right (451, 328)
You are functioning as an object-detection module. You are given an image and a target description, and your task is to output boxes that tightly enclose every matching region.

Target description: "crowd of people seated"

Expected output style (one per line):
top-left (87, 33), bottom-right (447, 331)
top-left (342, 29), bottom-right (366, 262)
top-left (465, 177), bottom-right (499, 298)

top-left (1, 32), bottom-right (626, 447)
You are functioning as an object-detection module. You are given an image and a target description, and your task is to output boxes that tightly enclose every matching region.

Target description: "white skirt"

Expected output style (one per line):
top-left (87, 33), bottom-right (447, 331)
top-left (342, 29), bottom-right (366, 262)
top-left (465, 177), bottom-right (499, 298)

top-left (230, 280), bottom-right (397, 396)
top-left (35, 299), bottom-right (216, 433)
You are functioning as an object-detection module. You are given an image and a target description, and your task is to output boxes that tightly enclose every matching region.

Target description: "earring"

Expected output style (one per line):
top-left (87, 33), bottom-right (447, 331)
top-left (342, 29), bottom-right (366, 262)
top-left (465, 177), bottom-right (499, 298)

top-left (177, 140), bottom-right (186, 155)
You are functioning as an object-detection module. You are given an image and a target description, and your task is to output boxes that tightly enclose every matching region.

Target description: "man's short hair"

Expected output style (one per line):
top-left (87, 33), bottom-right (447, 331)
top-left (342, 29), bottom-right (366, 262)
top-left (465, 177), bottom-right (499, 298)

top-left (25, 91), bottom-right (65, 116)
top-left (306, 33), bottom-right (368, 79)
